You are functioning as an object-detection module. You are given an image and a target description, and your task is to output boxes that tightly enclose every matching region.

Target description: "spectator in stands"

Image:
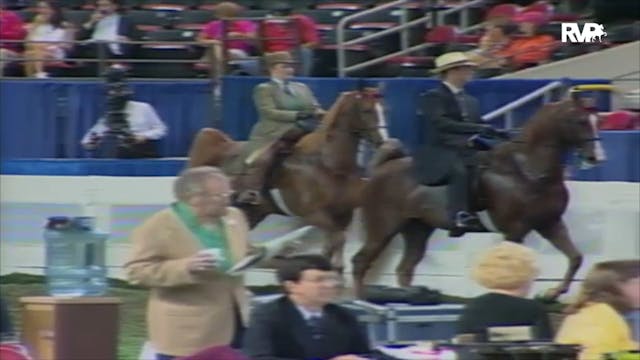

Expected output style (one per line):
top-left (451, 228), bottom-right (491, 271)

top-left (556, 259), bottom-right (640, 360)
top-left (234, 51), bottom-right (325, 205)
top-left (263, 1), bottom-right (319, 76)
top-left (466, 20), bottom-right (516, 78)
top-left (76, 0), bottom-right (136, 59)
top-left (456, 242), bottom-right (552, 341)
top-left (80, 87), bottom-right (167, 158)
top-left (0, 5), bottom-right (26, 76)
top-left (243, 254), bottom-right (370, 360)
top-left (125, 166), bottom-right (252, 360)
top-left (198, 1), bottom-right (256, 75)
top-left (498, 11), bottom-right (555, 69)
top-left (23, 1), bottom-right (73, 78)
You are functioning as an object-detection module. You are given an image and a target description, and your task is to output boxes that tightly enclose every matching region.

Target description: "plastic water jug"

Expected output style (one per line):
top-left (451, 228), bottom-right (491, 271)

top-left (44, 216), bottom-right (108, 297)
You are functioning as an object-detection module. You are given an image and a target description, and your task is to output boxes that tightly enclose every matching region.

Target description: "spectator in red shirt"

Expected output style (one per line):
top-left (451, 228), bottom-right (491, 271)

top-left (0, 6), bottom-right (26, 76)
top-left (262, 1), bottom-right (319, 76)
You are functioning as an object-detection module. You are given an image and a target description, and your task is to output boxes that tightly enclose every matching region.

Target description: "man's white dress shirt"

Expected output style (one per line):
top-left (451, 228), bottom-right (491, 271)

top-left (81, 100), bottom-right (167, 145)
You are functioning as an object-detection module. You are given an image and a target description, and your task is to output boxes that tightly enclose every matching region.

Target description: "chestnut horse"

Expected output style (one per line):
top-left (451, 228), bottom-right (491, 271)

top-left (352, 96), bottom-right (607, 299)
top-left (187, 88), bottom-right (384, 271)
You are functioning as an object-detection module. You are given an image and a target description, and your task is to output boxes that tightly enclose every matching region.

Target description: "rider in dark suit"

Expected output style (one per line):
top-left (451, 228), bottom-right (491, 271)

top-left (415, 52), bottom-right (505, 237)
top-left (243, 255), bottom-right (370, 360)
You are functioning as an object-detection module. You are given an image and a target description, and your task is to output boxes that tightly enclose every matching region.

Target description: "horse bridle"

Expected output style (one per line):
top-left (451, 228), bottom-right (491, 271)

top-left (346, 92), bottom-right (388, 145)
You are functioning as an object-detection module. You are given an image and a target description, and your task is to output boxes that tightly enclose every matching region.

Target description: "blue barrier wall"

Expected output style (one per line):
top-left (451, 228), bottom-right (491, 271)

top-left (0, 79), bottom-right (214, 159)
top-left (2, 77), bottom-right (637, 181)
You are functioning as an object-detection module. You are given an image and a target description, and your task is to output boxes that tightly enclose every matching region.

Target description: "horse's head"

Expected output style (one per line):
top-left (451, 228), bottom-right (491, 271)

top-left (554, 98), bottom-right (607, 167)
top-left (336, 87), bottom-right (386, 147)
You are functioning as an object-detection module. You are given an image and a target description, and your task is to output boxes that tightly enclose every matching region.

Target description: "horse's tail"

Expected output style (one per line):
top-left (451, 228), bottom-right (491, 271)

top-left (187, 128), bottom-right (233, 168)
top-left (369, 138), bottom-right (410, 169)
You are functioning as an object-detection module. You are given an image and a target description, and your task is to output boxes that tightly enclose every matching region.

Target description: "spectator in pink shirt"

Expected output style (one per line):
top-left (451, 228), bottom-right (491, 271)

top-left (0, 5), bottom-right (27, 76)
top-left (198, 2), bottom-right (256, 73)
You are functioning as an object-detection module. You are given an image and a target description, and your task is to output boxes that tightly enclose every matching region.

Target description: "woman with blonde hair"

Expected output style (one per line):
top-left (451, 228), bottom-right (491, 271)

top-left (456, 241), bottom-right (552, 341)
top-left (555, 259), bottom-right (640, 360)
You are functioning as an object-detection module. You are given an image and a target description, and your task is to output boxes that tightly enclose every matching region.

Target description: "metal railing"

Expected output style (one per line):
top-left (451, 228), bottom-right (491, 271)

top-left (0, 15), bottom-right (302, 79)
top-left (336, 0), bottom-right (485, 77)
top-left (482, 80), bottom-right (564, 129)
top-left (436, 0), bottom-right (485, 29)
top-left (337, 0), bottom-right (430, 77)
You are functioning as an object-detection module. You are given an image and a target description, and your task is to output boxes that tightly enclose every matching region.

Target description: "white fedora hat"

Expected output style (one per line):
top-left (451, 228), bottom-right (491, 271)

top-left (432, 52), bottom-right (477, 73)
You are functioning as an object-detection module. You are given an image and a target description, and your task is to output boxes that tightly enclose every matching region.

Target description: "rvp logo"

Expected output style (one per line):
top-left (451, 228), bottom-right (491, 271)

top-left (561, 23), bottom-right (607, 43)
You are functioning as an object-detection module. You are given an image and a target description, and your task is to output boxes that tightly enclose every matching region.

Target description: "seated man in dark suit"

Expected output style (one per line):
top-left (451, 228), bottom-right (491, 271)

top-left (74, 0), bottom-right (137, 63)
top-left (243, 255), bottom-right (370, 360)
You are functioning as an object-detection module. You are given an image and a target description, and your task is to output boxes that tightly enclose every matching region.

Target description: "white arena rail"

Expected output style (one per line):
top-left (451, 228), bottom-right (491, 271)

top-left (1, 174), bottom-right (639, 300)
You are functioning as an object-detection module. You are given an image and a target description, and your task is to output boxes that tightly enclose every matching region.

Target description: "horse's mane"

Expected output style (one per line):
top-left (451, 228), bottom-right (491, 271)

top-left (518, 99), bottom-right (577, 145)
top-left (296, 91), bottom-right (354, 152)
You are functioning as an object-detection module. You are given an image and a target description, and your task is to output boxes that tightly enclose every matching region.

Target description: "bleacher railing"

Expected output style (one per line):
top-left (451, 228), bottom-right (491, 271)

top-left (482, 80), bottom-right (564, 129)
top-left (0, 15), bottom-right (302, 79)
top-left (336, 0), bottom-right (484, 77)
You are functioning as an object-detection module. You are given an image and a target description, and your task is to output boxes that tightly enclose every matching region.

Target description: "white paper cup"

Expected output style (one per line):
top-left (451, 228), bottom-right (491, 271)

top-left (198, 248), bottom-right (222, 260)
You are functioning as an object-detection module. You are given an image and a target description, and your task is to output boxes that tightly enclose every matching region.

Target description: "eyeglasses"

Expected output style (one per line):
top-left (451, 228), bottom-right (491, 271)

top-left (198, 191), bottom-right (234, 202)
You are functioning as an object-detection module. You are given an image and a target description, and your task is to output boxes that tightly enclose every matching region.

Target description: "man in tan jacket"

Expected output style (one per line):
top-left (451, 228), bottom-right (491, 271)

top-left (125, 166), bottom-right (250, 359)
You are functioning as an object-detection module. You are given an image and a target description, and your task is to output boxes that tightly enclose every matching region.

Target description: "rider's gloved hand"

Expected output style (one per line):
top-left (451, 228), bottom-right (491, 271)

top-left (295, 111), bottom-right (314, 120)
top-left (296, 117), bottom-right (320, 132)
top-left (482, 126), bottom-right (510, 139)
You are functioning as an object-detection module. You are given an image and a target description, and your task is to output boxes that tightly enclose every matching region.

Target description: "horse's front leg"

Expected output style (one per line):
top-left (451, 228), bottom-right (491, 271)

top-left (322, 230), bottom-right (348, 274)
top-left (535, 220), bottom-right (583, 300)
top-left (302, 211), bottom-right (350, 274)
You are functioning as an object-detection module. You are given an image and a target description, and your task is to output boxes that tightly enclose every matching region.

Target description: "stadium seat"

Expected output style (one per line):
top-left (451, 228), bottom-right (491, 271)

top-left (127, 10), bottom-right (173, 31)
top-left (606, 22), bottom-right (640, 44)
top-left (134, 29), bottom-right (202, 78)
top-left (539, 21), bottom-right (564, 39)
top-left (299, 9), bottom-right (357, 26)
top-left (485, 3), bottom-right (521, 21)
top-left (139, 1), bottom-right (192, 11)
top-left (63, 10), bottom-right (92, 27)
top-left (243, 9), bottom-right (269, 18)
top-left (424, 25), bottom-right (460, 57)
top-left (290, 0), bottom-right (316, 10)
top-left (600, 110), bottom-right (640, 130)
top-left (314, 2), bottom-right (365, 11)
top-left (524, 0), bottom-right (554, 18)
top-left (425, 25), bottom-right (459, 43)
top-left (312, 46), bottom-right (372, 77)
top-left (322, 28), bottom-right (368, 44)
top-left (197, 0), bottom-right (255, 11)
top-left (141, 28), bottom-right (197, 42)
top-left (174, 9), bottom-right (215, 30)
top-left (348, 8), bottom-right (409, 30)
top-left (56, 0), bottom-right (86, 10)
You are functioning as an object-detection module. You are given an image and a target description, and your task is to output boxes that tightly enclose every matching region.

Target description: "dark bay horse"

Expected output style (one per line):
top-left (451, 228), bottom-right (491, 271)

top-left (352, 96), bottom-right (607, 299)
top-left (187, 88), bottom-right (384, 271)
